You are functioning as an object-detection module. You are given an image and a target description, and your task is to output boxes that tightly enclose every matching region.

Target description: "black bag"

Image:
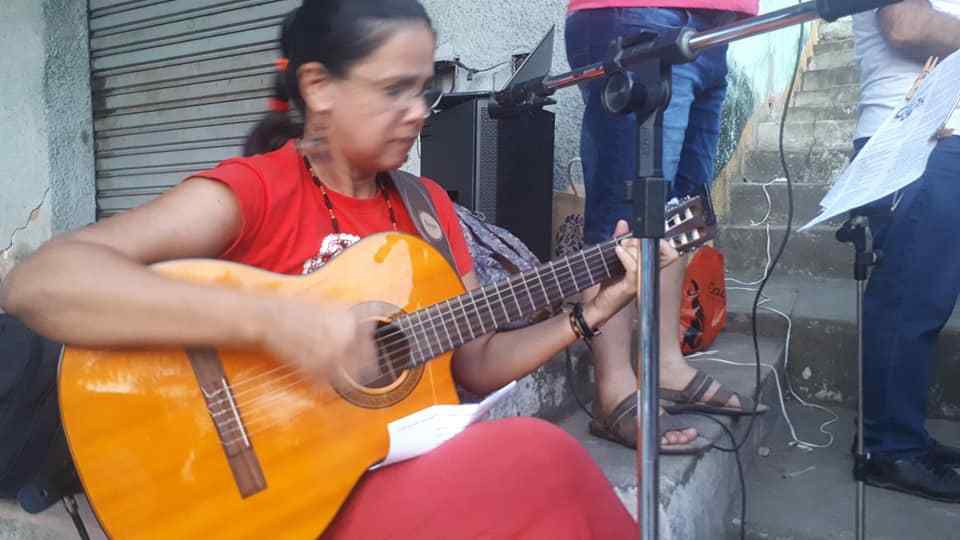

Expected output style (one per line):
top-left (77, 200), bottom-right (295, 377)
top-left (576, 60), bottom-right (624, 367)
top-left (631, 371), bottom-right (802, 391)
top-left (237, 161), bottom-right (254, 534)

top-left (0, 314), bottom-right (80, 512)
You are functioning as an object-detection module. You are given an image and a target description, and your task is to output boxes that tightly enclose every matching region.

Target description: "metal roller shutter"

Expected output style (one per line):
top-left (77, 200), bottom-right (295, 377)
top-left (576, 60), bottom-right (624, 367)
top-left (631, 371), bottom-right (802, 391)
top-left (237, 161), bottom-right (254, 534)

top-left (89, 0), bottom-right (299, 219)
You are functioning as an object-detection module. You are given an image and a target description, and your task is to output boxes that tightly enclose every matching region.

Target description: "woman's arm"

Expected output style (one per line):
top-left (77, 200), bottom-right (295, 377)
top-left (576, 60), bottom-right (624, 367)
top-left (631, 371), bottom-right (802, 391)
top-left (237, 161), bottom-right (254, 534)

top-left (0, 179), bottom-right (373, 378)
top-left (878, 0), bottom-right (960, 62)
top-left (452, 222), bottom-right (673, 395)
top-left (0, 179), bottom-right (264, 348)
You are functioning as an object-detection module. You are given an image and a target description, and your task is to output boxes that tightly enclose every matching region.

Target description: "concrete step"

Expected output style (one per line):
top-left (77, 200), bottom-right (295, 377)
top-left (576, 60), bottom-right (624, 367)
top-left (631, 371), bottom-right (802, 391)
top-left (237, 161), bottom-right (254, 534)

top-left (755, 120), bottom-right (855, 153)
top-left (557, 332), bottom-right (787, 540)
top-left (787, 105), bottom-right (856, 122)
top-left (717, 224), bottom-right (850, 280)
top-left (744, 405), bottom-right (960, 539)
top-left (725, 276), bottom-right (960, 418)
top-left (791, 84), bottom-right (860, 112)
top-left (818, 17), bottom-right (854, 43)
top-left (807, 46), bottom-right (856, 71)
top-left (739, 148), bottom-right (851, 185)
top-left (802, 66), bottom-right (860, 92)
top-left (814, 37), bottom-right (854, 56)
top-left (725, 182), bottom-right (830, 227)
top-left (0, 496), bottom-right (105, 540)
top-left (484, 345), bottom-right (590, 421)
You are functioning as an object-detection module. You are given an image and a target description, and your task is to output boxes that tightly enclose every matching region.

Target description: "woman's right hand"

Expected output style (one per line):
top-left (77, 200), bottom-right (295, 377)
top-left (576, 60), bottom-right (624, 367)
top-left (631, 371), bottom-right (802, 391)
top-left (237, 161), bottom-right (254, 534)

top-left (259, 299), bottom-right (378, 384)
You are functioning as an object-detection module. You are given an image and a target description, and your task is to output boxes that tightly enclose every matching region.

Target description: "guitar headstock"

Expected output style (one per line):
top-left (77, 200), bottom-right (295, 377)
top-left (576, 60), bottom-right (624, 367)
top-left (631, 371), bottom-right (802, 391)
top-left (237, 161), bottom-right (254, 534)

top-left (664, 196), bottom-right (716, 255)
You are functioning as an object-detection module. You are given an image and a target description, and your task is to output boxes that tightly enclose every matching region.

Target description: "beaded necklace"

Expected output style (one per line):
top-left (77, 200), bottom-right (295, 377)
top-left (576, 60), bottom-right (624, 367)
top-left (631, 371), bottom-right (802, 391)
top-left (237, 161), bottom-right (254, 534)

top-left (301, 155), bottom-right (398, 234)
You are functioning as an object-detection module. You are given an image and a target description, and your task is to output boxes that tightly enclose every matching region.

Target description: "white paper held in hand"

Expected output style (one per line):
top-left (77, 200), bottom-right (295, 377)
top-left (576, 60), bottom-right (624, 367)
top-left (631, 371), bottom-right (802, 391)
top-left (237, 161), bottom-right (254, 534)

top-left (801, 51), bottom-right (960, 231)
top-left (369, 381), bottom-right (517, 470)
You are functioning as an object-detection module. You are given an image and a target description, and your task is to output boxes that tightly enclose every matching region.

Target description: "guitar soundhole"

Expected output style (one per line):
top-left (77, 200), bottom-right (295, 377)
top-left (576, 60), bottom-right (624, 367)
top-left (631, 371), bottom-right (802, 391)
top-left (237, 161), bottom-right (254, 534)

top-left (365, 320), bottom-right (411, 389)
top-left (331, 301), bottom-right (424, 409)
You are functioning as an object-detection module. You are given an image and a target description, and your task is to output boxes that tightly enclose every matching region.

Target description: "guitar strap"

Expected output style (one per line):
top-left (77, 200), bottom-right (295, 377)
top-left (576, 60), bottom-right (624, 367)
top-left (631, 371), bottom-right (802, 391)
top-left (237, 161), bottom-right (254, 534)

top-left (386, 170), bottom-right (458, 271)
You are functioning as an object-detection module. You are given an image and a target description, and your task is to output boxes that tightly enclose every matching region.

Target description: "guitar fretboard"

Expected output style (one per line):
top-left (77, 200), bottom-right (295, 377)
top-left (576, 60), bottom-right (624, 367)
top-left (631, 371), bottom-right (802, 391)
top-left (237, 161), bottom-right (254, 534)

top-left (378, 238), bottom-right (624, 369)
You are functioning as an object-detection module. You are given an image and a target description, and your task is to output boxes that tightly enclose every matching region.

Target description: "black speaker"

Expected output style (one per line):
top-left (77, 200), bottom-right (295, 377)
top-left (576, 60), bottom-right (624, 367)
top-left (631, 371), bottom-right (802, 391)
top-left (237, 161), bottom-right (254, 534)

top-left (421, 96), bottom-right (554, 262)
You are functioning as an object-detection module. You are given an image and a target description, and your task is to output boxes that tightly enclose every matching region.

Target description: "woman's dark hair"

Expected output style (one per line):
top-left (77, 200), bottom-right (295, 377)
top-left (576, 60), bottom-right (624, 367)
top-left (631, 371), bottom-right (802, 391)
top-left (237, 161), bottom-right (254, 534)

top-left (243, 0), bottom-right (433, 156)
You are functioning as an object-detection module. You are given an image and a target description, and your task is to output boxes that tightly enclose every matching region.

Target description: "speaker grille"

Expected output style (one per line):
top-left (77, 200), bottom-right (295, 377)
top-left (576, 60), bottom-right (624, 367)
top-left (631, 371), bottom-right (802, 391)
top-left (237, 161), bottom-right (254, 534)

top-left (474, 99), bottom-right (500, 222)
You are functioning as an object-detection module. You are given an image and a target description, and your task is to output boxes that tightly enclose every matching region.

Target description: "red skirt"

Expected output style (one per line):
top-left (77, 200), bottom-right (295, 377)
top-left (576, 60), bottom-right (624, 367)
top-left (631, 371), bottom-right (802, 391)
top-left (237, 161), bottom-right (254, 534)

top-left (322, 417), bottom-right (638, 539)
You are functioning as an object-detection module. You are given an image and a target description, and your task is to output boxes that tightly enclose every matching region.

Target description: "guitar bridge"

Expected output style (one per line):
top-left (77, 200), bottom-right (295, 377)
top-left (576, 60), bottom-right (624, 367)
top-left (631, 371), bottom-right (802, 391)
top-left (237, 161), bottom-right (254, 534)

top-left (188, 348), bottom-right (267, 498)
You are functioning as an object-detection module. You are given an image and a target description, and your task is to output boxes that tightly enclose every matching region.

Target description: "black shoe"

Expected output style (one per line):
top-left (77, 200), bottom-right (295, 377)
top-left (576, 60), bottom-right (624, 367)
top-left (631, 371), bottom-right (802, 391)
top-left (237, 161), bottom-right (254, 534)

top-left (853, 439), bottom-right (960, 467)
top-left (856, 451), bottom-right (960, 503)
top-left (929, 441), bottom-right (960, 468)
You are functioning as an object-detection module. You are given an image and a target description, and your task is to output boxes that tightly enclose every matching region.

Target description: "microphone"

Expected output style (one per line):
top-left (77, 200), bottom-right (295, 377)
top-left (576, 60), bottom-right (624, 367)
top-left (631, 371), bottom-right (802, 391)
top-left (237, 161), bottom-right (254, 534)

top-left (816, 0), bottom-right (903, 21)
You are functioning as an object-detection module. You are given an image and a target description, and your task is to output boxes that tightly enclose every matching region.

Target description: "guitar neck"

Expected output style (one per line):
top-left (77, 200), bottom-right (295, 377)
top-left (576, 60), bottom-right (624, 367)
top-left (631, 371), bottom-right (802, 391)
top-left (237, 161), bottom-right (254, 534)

top-left (392, 239), bottom-right (623, 366)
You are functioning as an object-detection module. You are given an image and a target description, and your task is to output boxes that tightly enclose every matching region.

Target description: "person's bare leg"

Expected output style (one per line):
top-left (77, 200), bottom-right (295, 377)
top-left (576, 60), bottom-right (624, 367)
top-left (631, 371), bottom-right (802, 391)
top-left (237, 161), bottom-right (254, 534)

top-left (583, 284), bottom-right (697, 446)
top-left (659, 254), bottom-right (742, 409)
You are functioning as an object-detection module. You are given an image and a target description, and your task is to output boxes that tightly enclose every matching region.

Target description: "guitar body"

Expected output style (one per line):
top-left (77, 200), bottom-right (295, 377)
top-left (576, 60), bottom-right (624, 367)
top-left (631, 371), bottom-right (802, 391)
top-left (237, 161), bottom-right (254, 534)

top-left (59, 233), bottom-right (464, 539)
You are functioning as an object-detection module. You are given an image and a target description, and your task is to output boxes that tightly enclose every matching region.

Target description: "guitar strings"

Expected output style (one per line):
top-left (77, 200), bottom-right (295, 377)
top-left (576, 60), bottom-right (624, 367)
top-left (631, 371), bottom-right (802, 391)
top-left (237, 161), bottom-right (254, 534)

top-left (214, 247), bottom-right (623, 436)
top-left (216, 235), bottom-right (677, 426)
top-left (216, 228), bottom-right (708, 445)
top-left (369, 210), bottom-right (703, 354)
top-left (208, 254), bottom-right (603, 412)
top-left (212, 228), bottom-right (705, 427)
top-left (372, 240), bottom-right (618, 354)
top-left (215, 240), bottom-right (620, 409)
top-left (312, 204), bottom-right (703, 358)
top-left (217, 252), bottom-right (613, 421)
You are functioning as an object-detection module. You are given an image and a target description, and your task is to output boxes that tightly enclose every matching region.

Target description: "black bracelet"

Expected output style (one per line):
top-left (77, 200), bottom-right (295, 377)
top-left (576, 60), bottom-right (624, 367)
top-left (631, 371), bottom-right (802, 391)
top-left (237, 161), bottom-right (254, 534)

top-left (570, 303), bottom-right (601, 342)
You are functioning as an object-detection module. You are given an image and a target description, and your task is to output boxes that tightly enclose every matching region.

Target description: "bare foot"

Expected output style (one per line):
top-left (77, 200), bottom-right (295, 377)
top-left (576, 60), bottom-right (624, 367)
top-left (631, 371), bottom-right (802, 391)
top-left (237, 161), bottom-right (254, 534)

top-left (660, 407), bottom-right (698, 447)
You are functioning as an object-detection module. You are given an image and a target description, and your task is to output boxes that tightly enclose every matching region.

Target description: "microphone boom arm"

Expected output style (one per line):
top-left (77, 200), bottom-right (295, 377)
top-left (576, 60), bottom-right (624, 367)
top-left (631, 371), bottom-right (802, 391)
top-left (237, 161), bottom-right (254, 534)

top-left (492, 0), bottom-right (900, 115)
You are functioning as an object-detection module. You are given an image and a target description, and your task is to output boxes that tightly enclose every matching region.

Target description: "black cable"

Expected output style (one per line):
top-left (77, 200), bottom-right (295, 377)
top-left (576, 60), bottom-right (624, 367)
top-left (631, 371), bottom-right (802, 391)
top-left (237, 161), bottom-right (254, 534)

top-left (63, 495), bottom-right (91, 540)
top-left (693, 413), bottom-right (746, 540)
top-left (452, 59), bottom-right (512, 78)
top-left (566, 346), bottom-right (595, 420)
top-left (731, 13), bottom-right (805, 453)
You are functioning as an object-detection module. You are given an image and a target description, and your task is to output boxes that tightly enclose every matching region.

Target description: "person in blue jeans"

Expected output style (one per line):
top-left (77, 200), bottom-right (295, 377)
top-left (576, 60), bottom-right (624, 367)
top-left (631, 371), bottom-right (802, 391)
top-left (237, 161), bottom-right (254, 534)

top-left (852, 0), bottom-right (960, 502)
top-left (565, 1), bottom-right (767, 452)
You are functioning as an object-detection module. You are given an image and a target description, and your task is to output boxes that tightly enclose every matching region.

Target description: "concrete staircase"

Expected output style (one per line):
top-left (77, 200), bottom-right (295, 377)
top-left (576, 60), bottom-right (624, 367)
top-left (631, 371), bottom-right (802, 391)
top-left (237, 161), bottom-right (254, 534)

top-left (720, 20), bottom-right (858, 282)
top-left (719, 16), bottom-right (960, 420)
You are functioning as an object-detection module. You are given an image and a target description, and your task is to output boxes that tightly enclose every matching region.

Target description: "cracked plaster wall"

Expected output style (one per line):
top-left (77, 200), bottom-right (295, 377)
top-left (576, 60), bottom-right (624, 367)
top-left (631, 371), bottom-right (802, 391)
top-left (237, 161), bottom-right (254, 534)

top-left (0, 0), bottom-right (95, 282)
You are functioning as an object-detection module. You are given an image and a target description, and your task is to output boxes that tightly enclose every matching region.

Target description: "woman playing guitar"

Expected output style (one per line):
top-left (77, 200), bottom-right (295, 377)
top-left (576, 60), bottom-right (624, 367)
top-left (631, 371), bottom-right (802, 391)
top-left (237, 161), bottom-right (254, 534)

top-left (1, 1), bottom-right (706, 537)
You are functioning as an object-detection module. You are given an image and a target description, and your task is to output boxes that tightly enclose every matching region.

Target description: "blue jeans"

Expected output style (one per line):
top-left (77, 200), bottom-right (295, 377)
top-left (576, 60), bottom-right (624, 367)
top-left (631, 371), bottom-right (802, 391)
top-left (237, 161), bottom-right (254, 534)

top-left (565, 7), bottom-right (733, 244)
top-left (854, 136), bottom-right (960, 454)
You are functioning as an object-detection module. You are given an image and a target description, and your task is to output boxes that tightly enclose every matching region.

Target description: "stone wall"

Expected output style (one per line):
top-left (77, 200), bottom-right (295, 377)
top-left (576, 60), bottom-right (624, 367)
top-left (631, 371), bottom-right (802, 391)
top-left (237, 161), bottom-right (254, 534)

top-left (0, 0), bottom-right (95, 283)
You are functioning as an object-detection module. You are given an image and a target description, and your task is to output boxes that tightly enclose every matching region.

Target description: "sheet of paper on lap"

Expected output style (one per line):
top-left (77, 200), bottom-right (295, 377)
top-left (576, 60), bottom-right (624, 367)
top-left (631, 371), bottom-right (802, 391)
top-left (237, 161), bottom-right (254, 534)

top-left (370, 381), bottom-right (517, 470)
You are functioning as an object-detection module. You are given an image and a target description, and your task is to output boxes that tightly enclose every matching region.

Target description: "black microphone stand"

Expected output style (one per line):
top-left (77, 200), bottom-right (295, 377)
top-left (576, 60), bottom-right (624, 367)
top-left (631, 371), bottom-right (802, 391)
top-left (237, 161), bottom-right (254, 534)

top-left (836, 211), bottom-right (882, 540)
top-left (489, 1), bottom-right (901, 538)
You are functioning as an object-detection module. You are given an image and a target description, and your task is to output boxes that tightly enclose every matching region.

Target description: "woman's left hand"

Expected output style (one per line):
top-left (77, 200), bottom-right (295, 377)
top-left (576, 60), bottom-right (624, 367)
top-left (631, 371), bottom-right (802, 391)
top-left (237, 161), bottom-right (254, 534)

top-left (588, 220), bottom-right (680, 319)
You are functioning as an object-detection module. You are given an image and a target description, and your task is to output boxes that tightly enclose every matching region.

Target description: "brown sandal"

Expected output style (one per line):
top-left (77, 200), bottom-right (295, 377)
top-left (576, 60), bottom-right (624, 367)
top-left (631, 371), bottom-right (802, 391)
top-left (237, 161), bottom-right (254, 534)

top-left (588, 395), bottom-right (714, 455)
top-left (661, 370), bottom-right (769, 417)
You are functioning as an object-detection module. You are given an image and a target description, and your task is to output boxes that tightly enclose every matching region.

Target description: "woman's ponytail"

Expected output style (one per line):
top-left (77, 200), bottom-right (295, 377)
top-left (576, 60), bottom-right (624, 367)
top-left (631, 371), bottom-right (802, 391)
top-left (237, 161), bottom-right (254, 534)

top-left (242, 66), bottom-right (303, 156)
top-left (242, 10), bottom-right (302, 157)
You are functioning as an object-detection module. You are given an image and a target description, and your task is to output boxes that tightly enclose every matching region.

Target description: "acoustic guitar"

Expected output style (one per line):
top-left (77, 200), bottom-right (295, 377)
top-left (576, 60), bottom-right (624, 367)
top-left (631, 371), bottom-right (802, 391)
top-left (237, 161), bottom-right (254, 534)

top-left (59, 197), bottom-right (715, 539)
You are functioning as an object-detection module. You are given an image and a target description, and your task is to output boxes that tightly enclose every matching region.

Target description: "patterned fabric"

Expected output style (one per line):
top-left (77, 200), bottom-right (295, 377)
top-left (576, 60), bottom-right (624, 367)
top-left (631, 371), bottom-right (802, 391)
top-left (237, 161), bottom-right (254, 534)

top-left (454, 205), bottom-right (555, 330)
top-left (553, 213), bottom-right (586, 259)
